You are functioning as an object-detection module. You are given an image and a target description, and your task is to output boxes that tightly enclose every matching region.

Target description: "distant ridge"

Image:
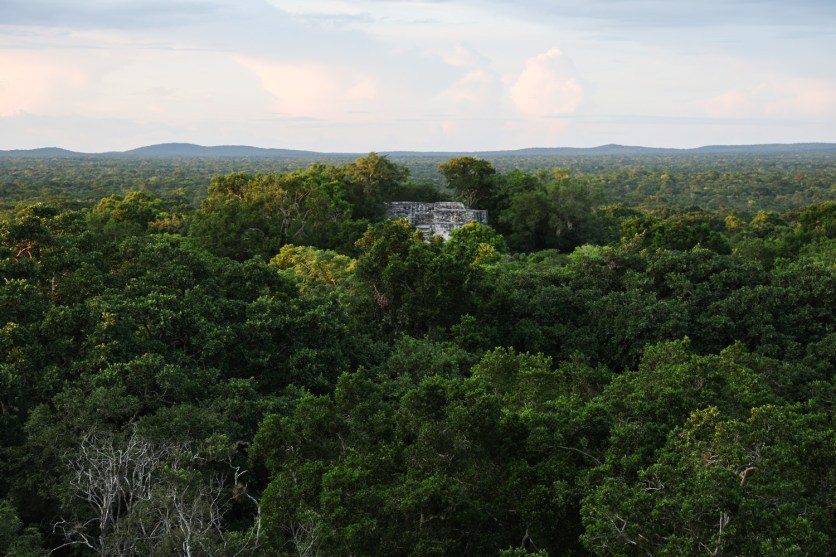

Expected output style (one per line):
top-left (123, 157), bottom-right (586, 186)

top-left (690, 143), bottom-right (836, 154)
top-left (470, 143), bottom-right (836, 157)
top-left (117, 143), bottom-right (324, 157)
top-left (0, 147), bottom-right (81, 157)
top-left (2, 142), bottom-right (835, 158)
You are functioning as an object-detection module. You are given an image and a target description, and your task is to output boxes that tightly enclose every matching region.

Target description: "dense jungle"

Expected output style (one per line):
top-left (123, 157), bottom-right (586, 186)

top-left (0, 151), bottom-right (833, 556)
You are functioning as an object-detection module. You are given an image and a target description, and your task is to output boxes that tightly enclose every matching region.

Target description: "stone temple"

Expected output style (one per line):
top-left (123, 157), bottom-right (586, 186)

top-left (385, 201), bottom-right (488, 241)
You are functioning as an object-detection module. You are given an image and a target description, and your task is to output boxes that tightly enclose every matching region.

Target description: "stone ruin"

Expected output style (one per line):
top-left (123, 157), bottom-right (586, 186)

top-left (385, 201), bottom-right (488, 241)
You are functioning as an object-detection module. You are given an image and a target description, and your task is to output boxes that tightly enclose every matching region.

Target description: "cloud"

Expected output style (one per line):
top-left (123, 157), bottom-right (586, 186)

top-left (698, 79), bottom-right (836, 120)
top-left (0, 47), bottom-right (269, 127)
top-left (698, 90), bottom-right (756, 119)
top-left (467, 0), bottom-right (836, 29)
top-left (235, 57), bottom-right (382, 119)
top-left (0, 0), bottom-right (227, 29)
top-left (766, 80), bottom-right (836, 117)
top-left (67, 0), bottom-right (819, 33)
top-left (447, 70), bottom-right (501, 105)
top-left (268, 0), bottom-right (369, 18)
top-left (0, 52), bottom-right (91, 117)
top-left (437, 43), bottom-right (502, 112)
top-left (443, 44), bottom-right (489, 68)
top-left (511, 48), bottom-right (582, 117)
top-left (0, 0), bottom-right (833, 151)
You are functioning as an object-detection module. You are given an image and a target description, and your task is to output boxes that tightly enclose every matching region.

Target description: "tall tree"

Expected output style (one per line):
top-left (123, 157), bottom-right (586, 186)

top-left (342, 153), bottom-right (409, 219)
top-left (438, 157), bottom-right (496, 209)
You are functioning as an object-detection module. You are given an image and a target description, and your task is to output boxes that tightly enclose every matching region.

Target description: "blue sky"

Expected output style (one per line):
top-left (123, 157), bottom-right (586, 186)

top-left (1, 0), bottom-right (834, 151)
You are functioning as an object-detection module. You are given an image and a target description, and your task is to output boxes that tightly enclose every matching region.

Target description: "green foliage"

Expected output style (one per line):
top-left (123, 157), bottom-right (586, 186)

top-left (190, 167), bottom-right (351, 260)
top-left (0, 154), bottom-right (833, 556)
top-left (621, 211), bottom-right (731, 253)
top-left (354, 218), bottom-right (478, 335)
top-left (581, 404), bottom-right (833, 556)
top-left (270, 244), bottom-right (355, 291)
top-left (444, 221), bottom-right (507, 265)
top-left (50, 429), bottom-right (262, 556)
top-left (342, 152), bottom-right (410, 219)
top-left (499, 549), bottom-right (550, 557)
top-left (1, 150), bottom-right (833, 214)
top-left (493, 169), bottom-right (608, 252)
top-left (438, 156), bottom-right (497, 208)
top-left (252, 370), bottom-right (529, 555)
top-left (470, 347), bottom-right (559, 408)
top-left (87, 191), bottom-right (173, 240)
top-left (0, 499), bottom-right (43, 556)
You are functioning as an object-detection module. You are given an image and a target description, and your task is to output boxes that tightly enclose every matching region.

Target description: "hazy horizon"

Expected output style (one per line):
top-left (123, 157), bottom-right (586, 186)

top-left (6, 141), bottom-right (836, 157)
top-left (2, 0), bottom-right (835, 152)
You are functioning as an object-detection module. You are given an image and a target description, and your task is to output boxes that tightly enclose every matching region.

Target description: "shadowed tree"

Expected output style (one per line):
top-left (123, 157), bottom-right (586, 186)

top-left (342, 152), bottom-right (410, 219)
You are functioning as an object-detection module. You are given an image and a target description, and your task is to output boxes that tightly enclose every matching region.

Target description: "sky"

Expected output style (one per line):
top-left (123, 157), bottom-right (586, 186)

top-left (1, 0), bottom-right (835, 152)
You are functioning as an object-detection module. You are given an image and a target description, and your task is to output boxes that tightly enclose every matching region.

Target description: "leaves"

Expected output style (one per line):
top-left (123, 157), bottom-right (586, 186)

top-left (1, 156), bottom-right (833, 556)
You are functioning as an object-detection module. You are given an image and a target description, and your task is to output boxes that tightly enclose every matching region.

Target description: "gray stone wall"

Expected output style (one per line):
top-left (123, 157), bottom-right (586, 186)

top-left (385, 201), bottom-right (488, 240)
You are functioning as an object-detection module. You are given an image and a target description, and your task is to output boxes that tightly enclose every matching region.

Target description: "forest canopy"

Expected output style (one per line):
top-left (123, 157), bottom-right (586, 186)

top-left (0, 152), bottom-right (833, 556)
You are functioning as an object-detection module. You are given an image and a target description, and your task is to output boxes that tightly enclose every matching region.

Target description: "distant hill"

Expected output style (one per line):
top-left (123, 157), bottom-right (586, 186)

top-left (383, 143), bottom-right (836, 157)
top-left (0, 147), bottom-right (81, 157)
top-left (117, 143), bottom-right (324, 157)
top-left (381, 145), bottom-right (671, 157)
top-left (481, 143), bottom-right (836, 157)
top-left (690, 143), bottom-right (836, 154)
top-left (486, 145), bottom-right (675, 156)
top-left (2, 142), bottom-right (835, 158)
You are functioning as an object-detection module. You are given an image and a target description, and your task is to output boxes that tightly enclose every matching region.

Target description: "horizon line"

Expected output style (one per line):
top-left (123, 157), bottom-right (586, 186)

top-left (2, 141), bottom-right (836, 157)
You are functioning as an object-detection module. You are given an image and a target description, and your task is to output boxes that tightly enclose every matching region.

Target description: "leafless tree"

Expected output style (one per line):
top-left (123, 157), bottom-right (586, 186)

top-left (53, 429), bottom-right (261, 556)
top-left (287, 511), bottom-right (322, 557)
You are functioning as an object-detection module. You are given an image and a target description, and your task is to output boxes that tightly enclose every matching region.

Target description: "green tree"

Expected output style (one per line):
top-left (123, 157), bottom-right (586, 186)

top-left (190, 167), bottom-right (351, 260)
top-left (443, 221), bottom-right (507, 266)
top-left (0, 499), bottom-right (43, 556)
top-left (494, 170), bottom-right (606, 252)
top-left (438, 157), bottom-right (496, 209)
top-left (87, 192), bottom-right (169, 241)
top-left (342, 152), bottom-right (410, 219)
top-left (621, 211), bottom-right (731, 254)
top-left (581, 404), bottom-right (833, 556)
top-left (354, 219), bottom-right (476, 334)
top-left (270, 244), bottom-right (355, 291)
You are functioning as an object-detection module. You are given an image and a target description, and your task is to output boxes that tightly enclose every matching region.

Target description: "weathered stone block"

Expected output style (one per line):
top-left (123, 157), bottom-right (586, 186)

top-left (385, 201), bottom-right (488, 241)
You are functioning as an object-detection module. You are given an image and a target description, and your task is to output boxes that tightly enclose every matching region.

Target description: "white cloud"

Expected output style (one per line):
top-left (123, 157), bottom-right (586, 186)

top-left (0, 52), bottom-right (91, 117)
top-left (765, 79), bottom-right (836, 117)
top-left (0, 46), bottom-right (271, 133)
top-left (235, 57), bottom-right (382, 119)
top-left (443, 44), bottom-right (489, 68)
top-left (698, 78), bottom-right (836, 120)
top-left (698, 90), bottom-right (756, 119)
top-left (446, 69), bottom-right (502, 107)
top-left (1, 0), bottom-right (834, 151)
top-left (267, 0), bottom-right (365, 17)
top-left (511, 48), bottom-right (582, 117)
top-left (346, 77), bottom-right (379, 100)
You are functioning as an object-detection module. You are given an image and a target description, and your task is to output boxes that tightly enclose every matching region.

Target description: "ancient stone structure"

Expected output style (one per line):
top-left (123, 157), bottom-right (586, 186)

top-left (385, 201), bottom-right (488, 240)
